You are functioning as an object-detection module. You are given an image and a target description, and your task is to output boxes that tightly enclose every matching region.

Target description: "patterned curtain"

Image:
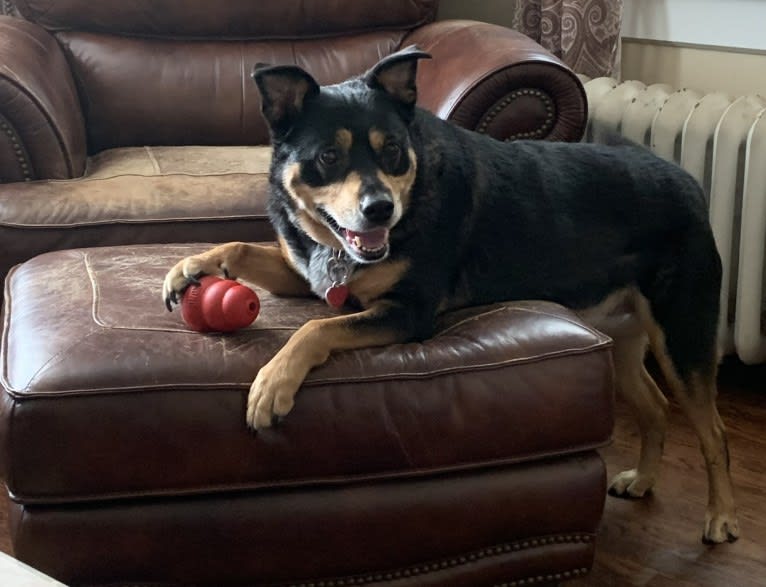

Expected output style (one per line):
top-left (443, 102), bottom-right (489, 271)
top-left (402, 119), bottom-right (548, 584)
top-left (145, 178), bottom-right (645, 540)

top-left (512, 0), bottom-right (623, 78)
top-left (1, 1), bottom-right (21, 17)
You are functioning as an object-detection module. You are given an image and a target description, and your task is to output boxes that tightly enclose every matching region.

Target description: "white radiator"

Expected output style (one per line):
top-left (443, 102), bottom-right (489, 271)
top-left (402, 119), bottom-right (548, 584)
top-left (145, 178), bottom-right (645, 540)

top-left (580, 76), bottom-right (766, 364)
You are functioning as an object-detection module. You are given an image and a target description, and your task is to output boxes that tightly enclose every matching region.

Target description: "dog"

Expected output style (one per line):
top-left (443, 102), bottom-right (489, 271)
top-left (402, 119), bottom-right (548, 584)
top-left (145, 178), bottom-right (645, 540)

top-left (162, 46), bottom-right (738, 544)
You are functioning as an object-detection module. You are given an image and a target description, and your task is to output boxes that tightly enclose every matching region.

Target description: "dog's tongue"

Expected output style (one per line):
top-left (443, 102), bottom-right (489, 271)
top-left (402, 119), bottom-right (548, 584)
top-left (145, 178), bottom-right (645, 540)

top-left (345, 228), bottom-right (389, 250)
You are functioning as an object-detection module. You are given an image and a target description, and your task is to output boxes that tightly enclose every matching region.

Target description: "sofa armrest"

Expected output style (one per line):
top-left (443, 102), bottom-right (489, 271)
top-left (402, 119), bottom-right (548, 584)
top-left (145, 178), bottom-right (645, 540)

top-left (403, 20), bottom-right (587, 142)
top-left (0, 16), bottom-right (86, 182)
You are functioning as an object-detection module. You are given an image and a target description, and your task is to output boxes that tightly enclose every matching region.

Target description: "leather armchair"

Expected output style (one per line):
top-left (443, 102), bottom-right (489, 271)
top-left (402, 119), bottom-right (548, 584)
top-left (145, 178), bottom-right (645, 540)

top-left (0, 0), bottom-right (587, 288)
top-left (0, 5), bottom-right (606, 585)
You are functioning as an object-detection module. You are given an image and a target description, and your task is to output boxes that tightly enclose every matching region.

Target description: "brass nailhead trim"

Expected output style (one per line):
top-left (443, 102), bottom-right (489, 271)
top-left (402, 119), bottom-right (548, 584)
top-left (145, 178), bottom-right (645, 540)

top-left (494, 567), bottom-right (590, 587)
top-left (284, 534), bottom-right (592, 587)
top-left (476, 88), bottom-right (556, 142)
top-left (0, 114), bottom-right (33, 181)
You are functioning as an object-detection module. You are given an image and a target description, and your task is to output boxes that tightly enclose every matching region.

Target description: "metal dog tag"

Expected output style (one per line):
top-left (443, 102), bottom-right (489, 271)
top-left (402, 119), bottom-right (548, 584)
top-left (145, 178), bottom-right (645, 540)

top-left (325, 253), bottom-right (351, 309)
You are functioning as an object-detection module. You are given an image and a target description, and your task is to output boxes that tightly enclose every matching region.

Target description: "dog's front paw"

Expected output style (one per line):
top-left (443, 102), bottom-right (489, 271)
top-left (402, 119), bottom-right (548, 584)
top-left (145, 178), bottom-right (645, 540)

top-left (703, 509), bottom-right (740, 544)
top-left (245, 366), bottom-right (298, 430)
top-left (608, 469), bottom-right (655, 499)
top-left (162, 254), bottom-right (230, 311)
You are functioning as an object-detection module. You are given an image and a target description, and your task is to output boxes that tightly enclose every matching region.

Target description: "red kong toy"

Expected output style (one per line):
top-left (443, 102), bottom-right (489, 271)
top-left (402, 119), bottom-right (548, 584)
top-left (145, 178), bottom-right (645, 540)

top-left (181, 276), bottom-right (260, 332)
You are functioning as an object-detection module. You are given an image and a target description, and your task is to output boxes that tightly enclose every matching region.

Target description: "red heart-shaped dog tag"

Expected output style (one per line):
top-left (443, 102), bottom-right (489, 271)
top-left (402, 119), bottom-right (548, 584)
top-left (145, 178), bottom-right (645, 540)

top-left (325, 284), bottom-right (349, 309)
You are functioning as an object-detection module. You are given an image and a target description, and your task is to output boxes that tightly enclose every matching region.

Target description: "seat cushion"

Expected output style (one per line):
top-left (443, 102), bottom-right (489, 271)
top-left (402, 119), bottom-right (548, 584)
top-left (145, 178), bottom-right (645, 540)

top-left (0, 244), bottom-right (614, 505)
top-left (0, 146), bottom-right (275, 288)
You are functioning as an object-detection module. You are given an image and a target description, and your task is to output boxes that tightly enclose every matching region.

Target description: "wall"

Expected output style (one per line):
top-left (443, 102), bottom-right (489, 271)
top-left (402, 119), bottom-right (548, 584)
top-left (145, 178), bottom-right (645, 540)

top-left (621, 40), bottom-right (766, 97)
top-left (621, 0), bottom-right (766, 96)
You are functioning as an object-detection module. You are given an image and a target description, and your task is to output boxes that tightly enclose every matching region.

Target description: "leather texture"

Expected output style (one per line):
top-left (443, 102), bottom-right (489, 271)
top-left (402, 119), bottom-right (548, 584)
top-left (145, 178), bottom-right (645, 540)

top-left (0, 146), bottom-right (276, 286)
top-left (9, 456), bottom-right (603, 586)
top-left (0, 243), bottom-right (612, 585)
top-left (0, 16), bottom-right (86, 180)
top-left (55, 31), bottom-right (407, 152)
top-left (14, 0), bottom-right (438, 38)
top-left (1, 244), bottom-right (613, 504)
top-left (405, 20), bottom-right (587, 142)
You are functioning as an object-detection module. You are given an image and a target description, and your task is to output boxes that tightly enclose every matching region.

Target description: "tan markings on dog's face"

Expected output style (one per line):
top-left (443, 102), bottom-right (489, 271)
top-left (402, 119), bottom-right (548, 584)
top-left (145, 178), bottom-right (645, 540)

top-left (368, 128), bottom-right (386, 153)
top-left (349, 259), bottom-right (410, 307)
top-left (295, 210), bottom-right (341, 248)
top-left (377, 147), bottom-right (417, 213)
top-left (281, 161), bottom-right (366, 245)
top-left (336, 128), bottom-right (352, 151)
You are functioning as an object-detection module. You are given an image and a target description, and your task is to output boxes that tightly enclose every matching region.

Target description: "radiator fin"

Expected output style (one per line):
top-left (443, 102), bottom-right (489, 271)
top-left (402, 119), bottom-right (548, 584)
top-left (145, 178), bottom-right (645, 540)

top-left (583, 77), bottom-right (766, 364)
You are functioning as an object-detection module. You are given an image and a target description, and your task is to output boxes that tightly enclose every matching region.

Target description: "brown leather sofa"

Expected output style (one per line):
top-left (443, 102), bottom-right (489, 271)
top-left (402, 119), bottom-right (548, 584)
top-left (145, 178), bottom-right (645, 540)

top-left (0, 2), bottom-right (611, 586)
top-left (0, 0), bottom-right (586, 288)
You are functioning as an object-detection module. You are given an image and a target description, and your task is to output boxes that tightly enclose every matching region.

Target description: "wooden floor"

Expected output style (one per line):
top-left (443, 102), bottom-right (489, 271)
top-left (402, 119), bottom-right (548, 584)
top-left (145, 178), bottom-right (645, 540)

top-left (572, 359), bottom-right (766, 587)
top-left (0, 360), bottom-right (764, 585)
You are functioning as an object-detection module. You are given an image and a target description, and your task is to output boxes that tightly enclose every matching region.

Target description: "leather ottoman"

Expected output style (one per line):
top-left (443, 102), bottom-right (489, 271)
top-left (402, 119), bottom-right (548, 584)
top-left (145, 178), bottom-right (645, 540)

top-left (0, 244), bottom-right (614, 586)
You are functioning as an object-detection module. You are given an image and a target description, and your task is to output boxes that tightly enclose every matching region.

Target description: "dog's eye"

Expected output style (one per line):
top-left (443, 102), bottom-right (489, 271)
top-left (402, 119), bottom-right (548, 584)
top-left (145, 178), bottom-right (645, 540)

top-left (318, 148), bottom-right (339, 167)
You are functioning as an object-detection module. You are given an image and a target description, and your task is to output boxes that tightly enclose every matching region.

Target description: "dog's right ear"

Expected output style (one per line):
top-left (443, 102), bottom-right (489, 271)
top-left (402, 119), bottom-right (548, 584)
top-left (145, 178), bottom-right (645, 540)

top-left (364, 46), bottom-right (431, 112)
top-left (252, 64), bottom-right (320, 137)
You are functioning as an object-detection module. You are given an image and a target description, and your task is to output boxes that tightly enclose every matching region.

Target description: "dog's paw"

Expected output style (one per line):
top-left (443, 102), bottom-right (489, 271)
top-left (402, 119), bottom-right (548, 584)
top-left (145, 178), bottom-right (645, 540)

top-left (703, 510), bottom-right (740, 544)
top-left (608, 469), bottom-right (655, 499)
top-left (245, 368), bottom-right (298, 430)
top-left (162, 255), bottom-right (229, 311)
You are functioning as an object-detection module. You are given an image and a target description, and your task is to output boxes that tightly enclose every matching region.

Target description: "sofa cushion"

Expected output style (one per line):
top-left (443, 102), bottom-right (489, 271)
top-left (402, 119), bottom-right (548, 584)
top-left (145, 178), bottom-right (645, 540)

top-left (56, 32), bottom-right (407, 151)
top-left (0, 146), bottom-right (275, 288)
top-left (1, 243), bottom-right (614, 505)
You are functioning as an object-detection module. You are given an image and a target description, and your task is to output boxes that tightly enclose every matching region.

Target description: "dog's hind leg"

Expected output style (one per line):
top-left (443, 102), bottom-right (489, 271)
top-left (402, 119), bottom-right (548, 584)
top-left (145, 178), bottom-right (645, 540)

top-left (635, 233), bottom-right (739, 543)
top-left (608, 332), bottom-right (670, 498)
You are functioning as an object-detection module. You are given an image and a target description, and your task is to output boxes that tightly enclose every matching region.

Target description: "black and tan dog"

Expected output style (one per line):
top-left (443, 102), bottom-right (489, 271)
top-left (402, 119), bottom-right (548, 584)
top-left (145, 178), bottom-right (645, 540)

top-left (163, 47), bottom-right (738, 544)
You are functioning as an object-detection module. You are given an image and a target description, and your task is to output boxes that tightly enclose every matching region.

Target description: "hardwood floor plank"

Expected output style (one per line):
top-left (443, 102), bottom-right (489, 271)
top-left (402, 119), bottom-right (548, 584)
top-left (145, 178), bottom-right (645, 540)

top-left (572, 359), bottom-right (766, 587)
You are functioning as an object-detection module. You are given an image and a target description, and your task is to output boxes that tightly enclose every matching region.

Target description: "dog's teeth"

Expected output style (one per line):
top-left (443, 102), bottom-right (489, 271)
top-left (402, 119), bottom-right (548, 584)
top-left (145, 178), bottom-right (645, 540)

top-left (354, 236), bottom-right (362, 249)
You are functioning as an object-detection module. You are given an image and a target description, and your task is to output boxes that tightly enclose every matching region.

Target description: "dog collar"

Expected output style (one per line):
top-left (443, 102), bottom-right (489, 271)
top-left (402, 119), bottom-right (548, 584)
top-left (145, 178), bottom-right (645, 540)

top-left (325, 249), bottom-right (352, 309)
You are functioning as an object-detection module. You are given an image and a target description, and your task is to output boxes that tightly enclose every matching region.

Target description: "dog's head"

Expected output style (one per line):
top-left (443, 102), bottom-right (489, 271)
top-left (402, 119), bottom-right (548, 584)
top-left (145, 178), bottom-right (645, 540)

top-left (253, 47), bottom-right (431, 264)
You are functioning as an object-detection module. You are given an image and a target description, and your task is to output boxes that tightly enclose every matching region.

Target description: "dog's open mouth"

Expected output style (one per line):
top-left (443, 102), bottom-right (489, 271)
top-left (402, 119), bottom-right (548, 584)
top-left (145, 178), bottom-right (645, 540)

top-left (317, 208), bottom-right (390, 262)
top-left (343, 227), bottom-right (389, 260)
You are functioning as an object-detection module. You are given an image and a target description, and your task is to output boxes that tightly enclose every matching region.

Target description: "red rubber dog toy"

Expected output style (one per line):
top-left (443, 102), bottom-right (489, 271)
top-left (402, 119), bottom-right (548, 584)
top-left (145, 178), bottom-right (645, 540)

top-left (181, 276), bottom-right (260, 332)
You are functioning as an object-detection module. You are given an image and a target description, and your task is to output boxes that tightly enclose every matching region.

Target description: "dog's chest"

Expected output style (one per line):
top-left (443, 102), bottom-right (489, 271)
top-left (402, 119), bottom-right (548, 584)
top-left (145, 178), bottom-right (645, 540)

top-left (305, 247), bottom-right (409, 308)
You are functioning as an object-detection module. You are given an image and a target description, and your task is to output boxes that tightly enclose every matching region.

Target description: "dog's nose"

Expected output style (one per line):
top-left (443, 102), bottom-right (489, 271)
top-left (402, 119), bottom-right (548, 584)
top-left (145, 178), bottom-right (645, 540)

top-left (360, 193), bottom-right (394, 223)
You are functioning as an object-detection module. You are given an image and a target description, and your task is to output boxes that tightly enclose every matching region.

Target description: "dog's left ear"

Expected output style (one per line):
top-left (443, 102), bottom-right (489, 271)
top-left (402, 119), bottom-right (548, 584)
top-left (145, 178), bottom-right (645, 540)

top-left (364, 46), bottom-right (432, 109)
top-left (252, 63), bottom-right (320, 138)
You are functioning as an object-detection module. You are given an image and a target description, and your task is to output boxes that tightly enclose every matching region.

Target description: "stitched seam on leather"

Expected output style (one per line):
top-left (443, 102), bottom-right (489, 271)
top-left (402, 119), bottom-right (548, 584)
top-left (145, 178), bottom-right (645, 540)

top-left (0, 40), bottom-right (74, 176)
top-left (1, 265), bottom-right (16, 392)
top-left (304, 342), bottom-right (612, 386)
top-left (2, 341), bottom-right (612, 396)
top-left (0, 213), bottom-right (269, 229)
top-left (8, 447), bottom-right (609, 504)
top-left (437, 304), bottom-right (610, 342)
top-left (3, 170), bottom-right (267, 184)
top-left (84, 251), bottom-right (105, 328)
top-left (506, 305), bottom-right (611, 340)
top-left (143, 146), bottom-right (161, 174)
top-left (0, 247), bottom-right (19, 497)
top-left (11, 251), bottom-right (105, 393)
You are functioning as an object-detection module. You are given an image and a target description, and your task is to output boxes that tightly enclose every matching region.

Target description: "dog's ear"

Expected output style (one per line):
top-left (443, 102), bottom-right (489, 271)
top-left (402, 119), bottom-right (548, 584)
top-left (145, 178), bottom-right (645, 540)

top-left (252, 63), bottom-right (320, 137)
top-left (364, 46), bottom-right (431, 110)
